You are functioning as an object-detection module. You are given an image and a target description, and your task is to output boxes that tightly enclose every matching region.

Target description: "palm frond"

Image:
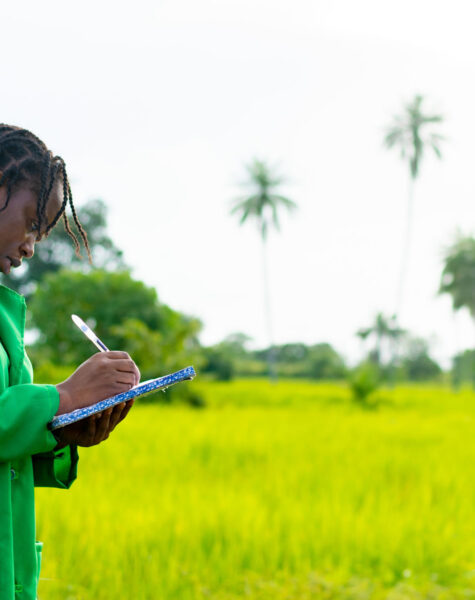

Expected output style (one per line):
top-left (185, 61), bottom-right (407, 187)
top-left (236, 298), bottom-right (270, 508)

top-left (271, 203), bottom-right (280, 231)
top-left (431, 143), bottom-right (442, 159)
top-left (232, 159), bottom-right (297, 239)
top-left (384, 94), bottom-right (444, 179)
top-left (273, 195), bottom-right (298, 210)
top-left (239, 205), bottom-right (252, 225)
top-left (230, 194), bottom-right (259, 215)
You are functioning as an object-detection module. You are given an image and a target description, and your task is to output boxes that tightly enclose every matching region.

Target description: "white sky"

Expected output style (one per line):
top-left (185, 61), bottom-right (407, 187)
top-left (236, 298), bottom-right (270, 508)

top-left (1, 0), bottom-right (474, 367)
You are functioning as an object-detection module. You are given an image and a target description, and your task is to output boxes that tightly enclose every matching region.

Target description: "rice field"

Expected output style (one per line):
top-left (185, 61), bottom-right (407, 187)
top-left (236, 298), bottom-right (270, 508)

top-left (36, 380), bottom-right (475, 599)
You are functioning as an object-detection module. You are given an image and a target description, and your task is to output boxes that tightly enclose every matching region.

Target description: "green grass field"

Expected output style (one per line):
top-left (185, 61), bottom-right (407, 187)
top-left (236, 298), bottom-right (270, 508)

top-left (36, 380), bottom-right (475, 599)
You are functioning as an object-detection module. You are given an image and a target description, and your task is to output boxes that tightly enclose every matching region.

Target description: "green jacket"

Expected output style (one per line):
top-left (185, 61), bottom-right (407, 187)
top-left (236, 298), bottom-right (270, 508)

top-left (0, 284), bottom-right (78, 600)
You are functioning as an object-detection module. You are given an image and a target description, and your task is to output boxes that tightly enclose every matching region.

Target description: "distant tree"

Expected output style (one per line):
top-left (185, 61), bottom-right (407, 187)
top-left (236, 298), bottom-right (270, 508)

top-left (267, 343), bottom-right (309, 364)
top-left (357, 312), bottom-right (406, 368)
top-left (1, 199), bottom-right (126, 298)
top-left (452, 349), bottom-right (475, 388)
top-left (28, 269), bottom-right (201, 372)
top-left (385, 95), bottom-right (444, 319)
top-left (220, 332), bottom-right (253, 357)
top-left (202, 333), bottom-right (253, 380)
top-left (439, 234), bottom-right (475, 319)
top-left (400, 337), bottom-right (442, 381)
top-left (231, 158), bottom-right (297, 381)
top-left (307, 343), bottom-right (347, 379)
top-left (202, 347), bottom-right (234, 381)
top-left (254, 342), bottom-right (346, 379)
top-left (439, 234), bottom-right (475, 387)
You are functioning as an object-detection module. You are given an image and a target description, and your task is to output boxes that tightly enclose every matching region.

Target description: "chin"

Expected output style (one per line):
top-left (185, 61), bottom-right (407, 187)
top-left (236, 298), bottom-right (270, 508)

top-left (0, 258), bottom-right (11, 276)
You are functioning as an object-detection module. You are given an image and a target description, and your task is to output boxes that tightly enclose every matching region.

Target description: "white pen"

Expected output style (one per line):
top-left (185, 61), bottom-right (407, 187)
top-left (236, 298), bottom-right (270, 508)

top-left (71, 314), bottom-right (109, 352)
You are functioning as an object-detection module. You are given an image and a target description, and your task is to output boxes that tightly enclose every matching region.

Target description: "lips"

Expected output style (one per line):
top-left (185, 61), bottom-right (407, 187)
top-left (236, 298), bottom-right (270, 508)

top-left (7, 257), bottom-right (21, 268)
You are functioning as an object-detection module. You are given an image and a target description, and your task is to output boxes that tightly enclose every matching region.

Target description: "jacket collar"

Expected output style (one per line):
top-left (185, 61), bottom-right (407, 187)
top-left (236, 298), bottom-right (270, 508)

top-left (0, 284), bottom-right (26, 385)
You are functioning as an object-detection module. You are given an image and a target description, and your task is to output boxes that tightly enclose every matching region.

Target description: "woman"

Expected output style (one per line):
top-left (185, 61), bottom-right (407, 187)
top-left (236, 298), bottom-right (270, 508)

top-left (0, 125), bottom-right (140, 599)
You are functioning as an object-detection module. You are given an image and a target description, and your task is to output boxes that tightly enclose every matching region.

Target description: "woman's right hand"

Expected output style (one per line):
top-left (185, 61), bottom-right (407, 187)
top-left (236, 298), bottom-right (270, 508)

top-left (55, 351), bottom-right (141, 416)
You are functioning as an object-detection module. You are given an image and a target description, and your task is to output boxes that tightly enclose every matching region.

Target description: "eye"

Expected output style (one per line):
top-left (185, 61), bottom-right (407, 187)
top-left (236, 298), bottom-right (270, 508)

top-left (31, 221), bottom-right (43, 241)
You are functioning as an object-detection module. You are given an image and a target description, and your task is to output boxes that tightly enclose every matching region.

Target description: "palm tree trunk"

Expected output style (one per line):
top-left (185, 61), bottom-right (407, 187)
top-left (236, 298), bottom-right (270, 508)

top-left (261, 238), bottom-right (277, 382)
top-left (396, 176), bottom-right (415, 320)
top-left (392, 177), bottom-right (415, 381)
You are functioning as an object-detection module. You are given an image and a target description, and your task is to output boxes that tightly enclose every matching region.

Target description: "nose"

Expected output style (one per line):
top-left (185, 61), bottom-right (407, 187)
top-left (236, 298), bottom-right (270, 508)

top-left (19, 233), bottom-right (35, 259)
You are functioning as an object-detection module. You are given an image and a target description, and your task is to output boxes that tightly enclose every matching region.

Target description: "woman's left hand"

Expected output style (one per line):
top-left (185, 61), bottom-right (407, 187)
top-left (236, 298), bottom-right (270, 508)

top-left (53, 400), bottom-right (134, 448)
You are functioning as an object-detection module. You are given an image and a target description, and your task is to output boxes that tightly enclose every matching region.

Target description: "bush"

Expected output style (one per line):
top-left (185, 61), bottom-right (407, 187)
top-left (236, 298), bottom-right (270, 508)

top-left (32, 361), bottom-right (75, 385)
top-left (349, 362), bottom-right (380, 406)
top-left (452, 349), bottom-right (475, 388)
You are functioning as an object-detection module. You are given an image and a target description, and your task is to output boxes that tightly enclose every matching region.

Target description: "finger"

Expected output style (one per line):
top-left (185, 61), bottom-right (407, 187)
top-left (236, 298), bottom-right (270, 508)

top-left (109, 359), bottom-right (139, 374)
top-left (116, 399), bottom-right (134, 425)
top-left (108, 403), bottom-right (126, 431)
top-left (86, 414), bottom-right (97, 446)
top-left (95, 407), bottom-right (113, 442)
top-left (114, 372), bottom-right (136, 388)
top-left (133, 363), bottom-right (141, 386)
top-left (104, 351), bottom-right (131, 360)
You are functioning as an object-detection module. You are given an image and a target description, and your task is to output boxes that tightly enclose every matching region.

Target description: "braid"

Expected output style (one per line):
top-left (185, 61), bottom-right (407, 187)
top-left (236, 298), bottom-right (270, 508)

top-left (36, 151), bottom-right (52, 237)
top-left (0, 124), bottom-right (91, 263)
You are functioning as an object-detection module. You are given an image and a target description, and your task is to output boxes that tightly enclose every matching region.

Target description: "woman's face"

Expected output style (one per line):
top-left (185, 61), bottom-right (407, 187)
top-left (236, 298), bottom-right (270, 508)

top-left (0, 180), bottom-right (62, 276)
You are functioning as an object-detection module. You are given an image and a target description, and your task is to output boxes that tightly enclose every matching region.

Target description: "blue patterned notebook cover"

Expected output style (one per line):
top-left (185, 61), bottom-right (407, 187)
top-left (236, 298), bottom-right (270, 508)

top-left (49, 366), bottom-right (196, 430)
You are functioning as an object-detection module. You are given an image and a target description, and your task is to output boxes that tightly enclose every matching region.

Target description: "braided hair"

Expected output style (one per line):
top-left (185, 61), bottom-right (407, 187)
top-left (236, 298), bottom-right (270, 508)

top-left (0, 124), bottom-right (91, 262)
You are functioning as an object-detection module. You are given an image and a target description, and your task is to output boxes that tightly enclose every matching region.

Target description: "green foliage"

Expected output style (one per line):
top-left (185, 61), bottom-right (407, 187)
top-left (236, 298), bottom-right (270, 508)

top-left (384, 95), bottom-right (444, 180)
top-left (357, 312), bottom-right (405, 367)
top-left (30, 361), bottom-right (75, 384)
top-left (307, 342), bottom-right (347, 378)
top-left (231, 159), bottom-right (296, 241)
top-left (257, 343), bottom-right (347, 379)
top-left (202, 348), bottom-right (234, 380)
top-left (439, 234), bottom-right (475, 318)
top-left (452, 349), bottom-right (475, 388)
top-left (29, 269), bottom-right (162, 364)
top-left (202, 333), bottom-right (253, 380)
top-left (1, 199), bottom-right (126, 298)
top-left (399, 337), bottom-right (442, 382)
top-left (204, 339), bottom-right (348, 380)
top-left (28, 270), bottom-right (203, 405)
top-left (349, 361), bottom-right (381, 405)
top-left (111, 317), bottom-right (205, 406)
top-left (355, 315), bottom-right (442, 384)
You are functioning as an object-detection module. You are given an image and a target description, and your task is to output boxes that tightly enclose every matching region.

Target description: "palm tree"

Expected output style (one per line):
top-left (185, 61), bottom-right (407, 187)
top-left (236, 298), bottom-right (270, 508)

top-left (439, 234), bottom-right (475, 386)
top-left (357, 312), bottom-right (406, 370)
top-left (231, 159), bottom-right (297, 380)
top-left (439, 234), bottom-right (475, 318)
top-left (384, 95), bottom-right (444, 320)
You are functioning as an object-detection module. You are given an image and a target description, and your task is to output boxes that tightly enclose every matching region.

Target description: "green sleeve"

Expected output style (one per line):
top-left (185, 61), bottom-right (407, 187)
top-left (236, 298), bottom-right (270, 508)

top-left (33, 444), bottom-right (79, 489)
top-left (0, 383), bottom-right (59, 462)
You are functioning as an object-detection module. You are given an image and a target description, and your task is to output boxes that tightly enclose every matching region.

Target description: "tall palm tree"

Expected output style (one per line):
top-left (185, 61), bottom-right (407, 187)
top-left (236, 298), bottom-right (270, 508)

top-left (231, 158), bottom-right (297, 380)
top-left (384, 95), bottom-right (444, 320)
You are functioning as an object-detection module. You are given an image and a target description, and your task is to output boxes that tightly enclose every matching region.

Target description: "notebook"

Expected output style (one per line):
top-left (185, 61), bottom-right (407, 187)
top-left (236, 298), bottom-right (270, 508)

top-left (49, 366), bottom-right (196, 430)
